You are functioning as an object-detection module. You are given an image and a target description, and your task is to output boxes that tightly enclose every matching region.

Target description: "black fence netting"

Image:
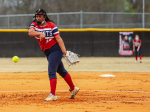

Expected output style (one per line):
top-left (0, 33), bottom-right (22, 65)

top-left (0, 31), bottom-right (149, 57)
top-left (0, 32), bottom-right (44, 57)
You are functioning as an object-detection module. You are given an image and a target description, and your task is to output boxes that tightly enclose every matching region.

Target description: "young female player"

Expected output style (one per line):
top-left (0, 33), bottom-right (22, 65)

top-left (28, 9), bottom-right (79, 101)
top-left (133, 35), bottom-right (142, 63)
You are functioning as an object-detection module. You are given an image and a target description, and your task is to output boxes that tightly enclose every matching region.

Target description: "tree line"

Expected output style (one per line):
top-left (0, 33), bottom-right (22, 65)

top-left (0, 0), bottom-right (149, 15)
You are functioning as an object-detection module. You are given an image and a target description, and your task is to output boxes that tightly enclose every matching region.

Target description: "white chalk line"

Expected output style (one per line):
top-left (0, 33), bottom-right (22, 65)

top-left (0, 100), bottom-right (150, 103)
top-left (80, 101), bottom-right (150, 103)
top-left (0, 90), bottom-right (150, 93)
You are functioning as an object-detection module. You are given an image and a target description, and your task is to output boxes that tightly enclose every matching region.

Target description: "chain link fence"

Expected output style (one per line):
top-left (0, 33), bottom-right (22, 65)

top-left (0, 11), bottom-right (150, 29)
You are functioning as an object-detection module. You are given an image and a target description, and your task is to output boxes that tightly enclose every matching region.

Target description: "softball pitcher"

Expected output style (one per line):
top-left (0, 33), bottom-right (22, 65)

top-left (28, 9), bottom-right (79, 101)
top-left (133, 35), bottom-right (142, 63)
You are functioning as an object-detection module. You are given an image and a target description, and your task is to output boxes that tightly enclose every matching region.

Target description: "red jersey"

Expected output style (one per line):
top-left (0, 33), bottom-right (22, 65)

top-left (133, 39), bottom-right (141, 47)
top-left (29, 21), bottom-right (59, 51)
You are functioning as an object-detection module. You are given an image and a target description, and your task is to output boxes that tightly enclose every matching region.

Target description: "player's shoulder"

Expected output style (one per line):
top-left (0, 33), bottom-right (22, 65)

top-left (133, 39), bottom-right (136, 42)
top-left (46, 21), bottom-right (54, 26)
top-left (139, 39), bottom-right (141, 42)
top-left (30, 22), bottom-right (36, 25)
top-left (29, 22), bottom-right (37, 29)
top-left (47, 21), bottom-right (57, 28)
top-left (30, 22), bottom-right (38, 27)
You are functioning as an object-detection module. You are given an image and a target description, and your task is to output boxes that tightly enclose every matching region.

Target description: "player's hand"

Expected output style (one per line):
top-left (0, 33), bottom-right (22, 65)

top-left (133, 49), bottom-right (135, 52)
top-left (137, 49), bottom-right (139, 52)
top-left (63, 51), bottom-right (67, 55)
top-left (40, 33), bottom-right (45, 41)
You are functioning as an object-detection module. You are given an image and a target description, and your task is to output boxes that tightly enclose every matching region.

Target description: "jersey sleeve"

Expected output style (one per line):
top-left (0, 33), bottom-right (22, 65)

top-left (51, 23), bottom-right (59, 36)
top-left (29, 22), bottom-right (36, 30)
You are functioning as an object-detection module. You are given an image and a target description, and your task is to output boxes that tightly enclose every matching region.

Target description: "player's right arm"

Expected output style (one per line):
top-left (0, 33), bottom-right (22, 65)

top-left (28, 28), bottom-right (45, 41)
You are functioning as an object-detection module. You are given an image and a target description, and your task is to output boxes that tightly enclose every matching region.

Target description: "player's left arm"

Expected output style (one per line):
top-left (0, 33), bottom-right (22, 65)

top-left (137, 40), bottom-right (141, 51)
top-left (55, 35), bottom-right (67, 55)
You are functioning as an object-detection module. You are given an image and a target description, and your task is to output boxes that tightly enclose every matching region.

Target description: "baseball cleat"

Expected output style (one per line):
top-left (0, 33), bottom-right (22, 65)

top-left (70, 87), bottom-right (80, 99)
top-left (44, 93), bottom-right (57, 101)
top-left (140, 60), bottom-right (142, 63)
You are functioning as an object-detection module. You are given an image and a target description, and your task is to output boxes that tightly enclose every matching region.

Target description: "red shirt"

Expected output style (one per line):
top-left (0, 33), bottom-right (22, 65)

top-left (29, 21), bottom-right (59, 51)
top-left (133, 39), bottom-right (141, 47)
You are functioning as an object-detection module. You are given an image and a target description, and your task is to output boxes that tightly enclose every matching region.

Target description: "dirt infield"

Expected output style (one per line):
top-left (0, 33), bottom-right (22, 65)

top-left (0, 57), bottom-right (150, 112)
top-left (0, 72), bottom-right (150, 112)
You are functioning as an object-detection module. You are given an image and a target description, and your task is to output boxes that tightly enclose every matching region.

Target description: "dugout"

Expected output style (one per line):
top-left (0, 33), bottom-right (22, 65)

top-left (0, 29), bottom-right (150, 57)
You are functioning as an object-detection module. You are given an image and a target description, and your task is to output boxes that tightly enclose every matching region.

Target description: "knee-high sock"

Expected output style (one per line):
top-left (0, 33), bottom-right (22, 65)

top-left (139, 55), bottom-right (142, 60)
top-left (63, 73), bottom-right (75, 91)
top-left (50, 78), bottom-right (57, 95)
top-left (135, 56), bottom-right (137, 61)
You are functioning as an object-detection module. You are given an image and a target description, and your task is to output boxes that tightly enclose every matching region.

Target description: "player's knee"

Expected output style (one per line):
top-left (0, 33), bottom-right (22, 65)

top-left (139, 52), bottom-right (142, 56)
top-left (48, 71), bottom-right (57, 79)
top-left (135, 51), bottom-right (138, 56)
top-left (139, 51), bottom-right (142, 56)
top-left (48, 74), bottom-right (57, 79)
top-left (57, 70), bottom-right (68, 78)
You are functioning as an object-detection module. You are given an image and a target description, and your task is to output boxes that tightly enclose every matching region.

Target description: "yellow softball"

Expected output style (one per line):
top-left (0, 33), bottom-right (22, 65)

top-left (12, 56), bottom-right (19, 63)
